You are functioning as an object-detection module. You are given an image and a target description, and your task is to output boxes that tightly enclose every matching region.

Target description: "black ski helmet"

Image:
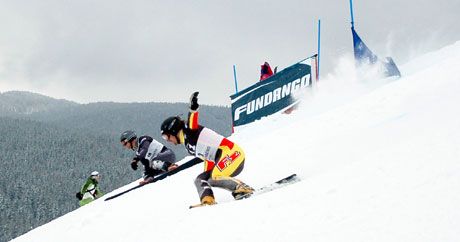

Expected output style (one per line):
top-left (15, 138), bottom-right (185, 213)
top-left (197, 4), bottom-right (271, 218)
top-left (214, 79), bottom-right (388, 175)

top-left (160, 116), bottom-right (184, 136)
top-left (120, 130), bottom-right (137, 142)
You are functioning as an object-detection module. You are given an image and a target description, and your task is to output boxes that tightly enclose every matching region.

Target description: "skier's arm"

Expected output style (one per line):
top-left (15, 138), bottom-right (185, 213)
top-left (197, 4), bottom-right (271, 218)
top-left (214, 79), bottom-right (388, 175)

top-left (188, 111), bottom-right (199, 130)
top-left (188, 91), bottom-right (200, 130)
top-left (135, 139), bottom-right (151, 161)
top-left (80, 179), bottom-right (92, 194)
top-left (132, 137), bottom-right (151, 169)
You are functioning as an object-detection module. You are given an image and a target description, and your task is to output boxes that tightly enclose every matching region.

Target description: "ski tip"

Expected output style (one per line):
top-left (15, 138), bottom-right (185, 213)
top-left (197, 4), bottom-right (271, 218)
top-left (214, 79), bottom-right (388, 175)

top-left (234, 193), bottom-right (252, 200)
top-left (189, 203), bottom-right (217, 209)
top-left (275, 173), bottom-right (298, 184)
top-left (189, 203), bottom-right (204, 209)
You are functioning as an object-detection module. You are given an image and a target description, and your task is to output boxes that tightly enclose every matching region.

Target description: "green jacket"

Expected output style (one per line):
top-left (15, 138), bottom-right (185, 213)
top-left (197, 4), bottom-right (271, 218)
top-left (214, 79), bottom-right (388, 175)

top-left (79, 177), bottom-right (103, 206)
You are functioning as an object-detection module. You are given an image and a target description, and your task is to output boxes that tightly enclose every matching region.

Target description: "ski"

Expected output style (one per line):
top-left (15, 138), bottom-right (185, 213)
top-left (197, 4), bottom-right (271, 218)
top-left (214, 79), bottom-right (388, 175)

top-left (189, 203), bottom-right (214, 209)
top-left (237, 173), bottom-right (300, 199)
top-left (189, 173), bottom-right (299, 209)
top-left (105, 157), bottom-right (203, 201)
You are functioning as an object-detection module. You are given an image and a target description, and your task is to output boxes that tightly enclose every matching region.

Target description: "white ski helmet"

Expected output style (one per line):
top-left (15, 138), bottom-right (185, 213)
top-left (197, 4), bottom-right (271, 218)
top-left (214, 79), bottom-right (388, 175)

top-left (90, 171), bottom-right (99, 177)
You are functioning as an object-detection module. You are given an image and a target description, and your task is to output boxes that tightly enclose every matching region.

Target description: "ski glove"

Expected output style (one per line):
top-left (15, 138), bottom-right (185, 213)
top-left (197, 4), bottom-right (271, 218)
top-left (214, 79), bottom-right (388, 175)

top-left (76, 192), bottom-right (83, 200)
top-left (131, 160), bottom-right (138, 170)
top-left (152, 160), bottom-right (167, 171)
top-left (190, 91), bottom-right (199, 111)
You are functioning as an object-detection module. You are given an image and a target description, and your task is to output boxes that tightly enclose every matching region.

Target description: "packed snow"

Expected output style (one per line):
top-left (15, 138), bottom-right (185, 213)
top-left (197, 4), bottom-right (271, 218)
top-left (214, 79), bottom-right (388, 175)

top-left (11, 41), bottom-right (460, 242)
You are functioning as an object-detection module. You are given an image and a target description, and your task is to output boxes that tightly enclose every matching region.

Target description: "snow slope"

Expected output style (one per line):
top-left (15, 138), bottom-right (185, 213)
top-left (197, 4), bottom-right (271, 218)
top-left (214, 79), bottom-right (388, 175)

top-left (12, 41), bottom-right (460, 242)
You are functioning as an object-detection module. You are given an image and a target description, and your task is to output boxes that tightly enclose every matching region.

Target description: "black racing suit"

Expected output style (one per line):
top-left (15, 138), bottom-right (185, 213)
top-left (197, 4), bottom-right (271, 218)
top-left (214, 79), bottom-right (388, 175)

top-left (133, 136), bottom-right (176, 178)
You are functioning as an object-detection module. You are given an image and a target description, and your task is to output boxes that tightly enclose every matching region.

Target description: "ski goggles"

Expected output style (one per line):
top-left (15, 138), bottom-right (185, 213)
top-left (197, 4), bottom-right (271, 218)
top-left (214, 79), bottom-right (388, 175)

top-left (161, 134), bottom-right (170, 141)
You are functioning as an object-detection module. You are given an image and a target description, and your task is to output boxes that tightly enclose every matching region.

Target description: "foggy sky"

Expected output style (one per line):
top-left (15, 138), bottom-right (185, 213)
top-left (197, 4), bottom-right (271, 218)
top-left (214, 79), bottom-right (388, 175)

top-left (0, 0), bottom-right (459, 105)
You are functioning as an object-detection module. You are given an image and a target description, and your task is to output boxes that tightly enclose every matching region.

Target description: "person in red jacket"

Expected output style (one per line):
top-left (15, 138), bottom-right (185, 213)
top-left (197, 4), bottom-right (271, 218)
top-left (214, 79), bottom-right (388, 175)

top-left (260, 61), bottom-right (274, 81)
top-left (160, 92), bottom-right (254, 207)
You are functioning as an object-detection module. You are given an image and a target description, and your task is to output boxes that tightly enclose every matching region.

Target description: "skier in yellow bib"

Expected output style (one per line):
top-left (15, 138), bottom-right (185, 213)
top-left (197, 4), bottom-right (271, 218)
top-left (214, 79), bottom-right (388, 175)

top-left (160, 92), bottom-right (254, 207)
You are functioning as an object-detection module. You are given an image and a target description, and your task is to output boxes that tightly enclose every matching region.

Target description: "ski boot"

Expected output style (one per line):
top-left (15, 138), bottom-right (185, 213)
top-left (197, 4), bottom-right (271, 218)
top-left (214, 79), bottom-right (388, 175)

top-left (201, 195), bottom-right (216, 205)
top-left (232, 183), bottom-right (255, 200)
top-left (189, 195), bottom-right (216, 209)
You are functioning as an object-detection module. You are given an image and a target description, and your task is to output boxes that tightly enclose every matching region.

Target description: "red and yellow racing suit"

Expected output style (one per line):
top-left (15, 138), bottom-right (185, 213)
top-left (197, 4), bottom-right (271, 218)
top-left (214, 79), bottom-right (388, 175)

top-left (183, 111), bottom-right (245, 178)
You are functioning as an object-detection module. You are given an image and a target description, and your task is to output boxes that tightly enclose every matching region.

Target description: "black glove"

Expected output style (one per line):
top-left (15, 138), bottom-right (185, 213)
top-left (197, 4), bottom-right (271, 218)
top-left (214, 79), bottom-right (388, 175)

top-left (131, 161), bottom-right (138, 170)
top-left (76, 192), bottom-right (83, 200)
top-left (190, 91), bottom-right (199, 111)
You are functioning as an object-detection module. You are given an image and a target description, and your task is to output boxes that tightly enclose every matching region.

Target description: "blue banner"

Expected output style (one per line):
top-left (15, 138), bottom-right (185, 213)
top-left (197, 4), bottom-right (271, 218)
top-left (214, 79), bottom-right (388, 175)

top-left (230, 60), bottom-right (311, 127)
top-left (352, 27), bottom-right (401, 77)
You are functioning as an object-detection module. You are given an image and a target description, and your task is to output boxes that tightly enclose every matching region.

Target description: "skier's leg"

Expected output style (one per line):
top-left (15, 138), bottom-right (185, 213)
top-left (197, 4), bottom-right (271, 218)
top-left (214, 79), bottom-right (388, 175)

top-left (194, 170), bottom-right (215, 204)
top-left (209, 175), bottom-right (254, 200)
top-left (155, 148), bottom-right (176, 164)
top-left (148, 148), bottom-right (177, 172)
top-left (208, 176), bottom-right (239, 191)
top-left (209, 143), bottom-right (254, 199)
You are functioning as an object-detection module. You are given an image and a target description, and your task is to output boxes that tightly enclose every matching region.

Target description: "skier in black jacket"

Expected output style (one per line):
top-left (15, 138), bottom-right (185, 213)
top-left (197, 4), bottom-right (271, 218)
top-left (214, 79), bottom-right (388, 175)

top-left (120, 130), bottom-right (178, 185)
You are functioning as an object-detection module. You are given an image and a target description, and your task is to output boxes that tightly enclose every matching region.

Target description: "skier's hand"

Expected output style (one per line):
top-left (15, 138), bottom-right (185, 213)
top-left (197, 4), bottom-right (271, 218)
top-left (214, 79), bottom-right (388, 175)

top-left (139, 177), bottom-right (153, 185)
top-left (130, 160), bottom-right (138, 170)
top-left (167, 163), bottom-right (178, 171)
top-left (189, 91), bottom-right (199, 111)
top-left (76, 192), bottom-right (83, 200)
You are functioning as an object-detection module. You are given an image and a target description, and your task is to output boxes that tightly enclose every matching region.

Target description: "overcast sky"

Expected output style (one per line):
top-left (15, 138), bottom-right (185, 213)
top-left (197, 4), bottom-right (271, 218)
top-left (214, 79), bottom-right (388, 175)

top-left (0, 0), bottom-right (459, 105)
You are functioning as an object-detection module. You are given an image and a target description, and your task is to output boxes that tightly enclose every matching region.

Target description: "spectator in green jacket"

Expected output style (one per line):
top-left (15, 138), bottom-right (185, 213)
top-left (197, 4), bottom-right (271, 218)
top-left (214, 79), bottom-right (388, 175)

top-left (77, 171), bottom-right (103, 206)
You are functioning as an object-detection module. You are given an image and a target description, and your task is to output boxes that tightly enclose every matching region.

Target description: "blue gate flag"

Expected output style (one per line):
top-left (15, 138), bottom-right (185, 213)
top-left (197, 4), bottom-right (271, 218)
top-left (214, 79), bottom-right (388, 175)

top-left (352, 27), bottom-right (401, 78)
